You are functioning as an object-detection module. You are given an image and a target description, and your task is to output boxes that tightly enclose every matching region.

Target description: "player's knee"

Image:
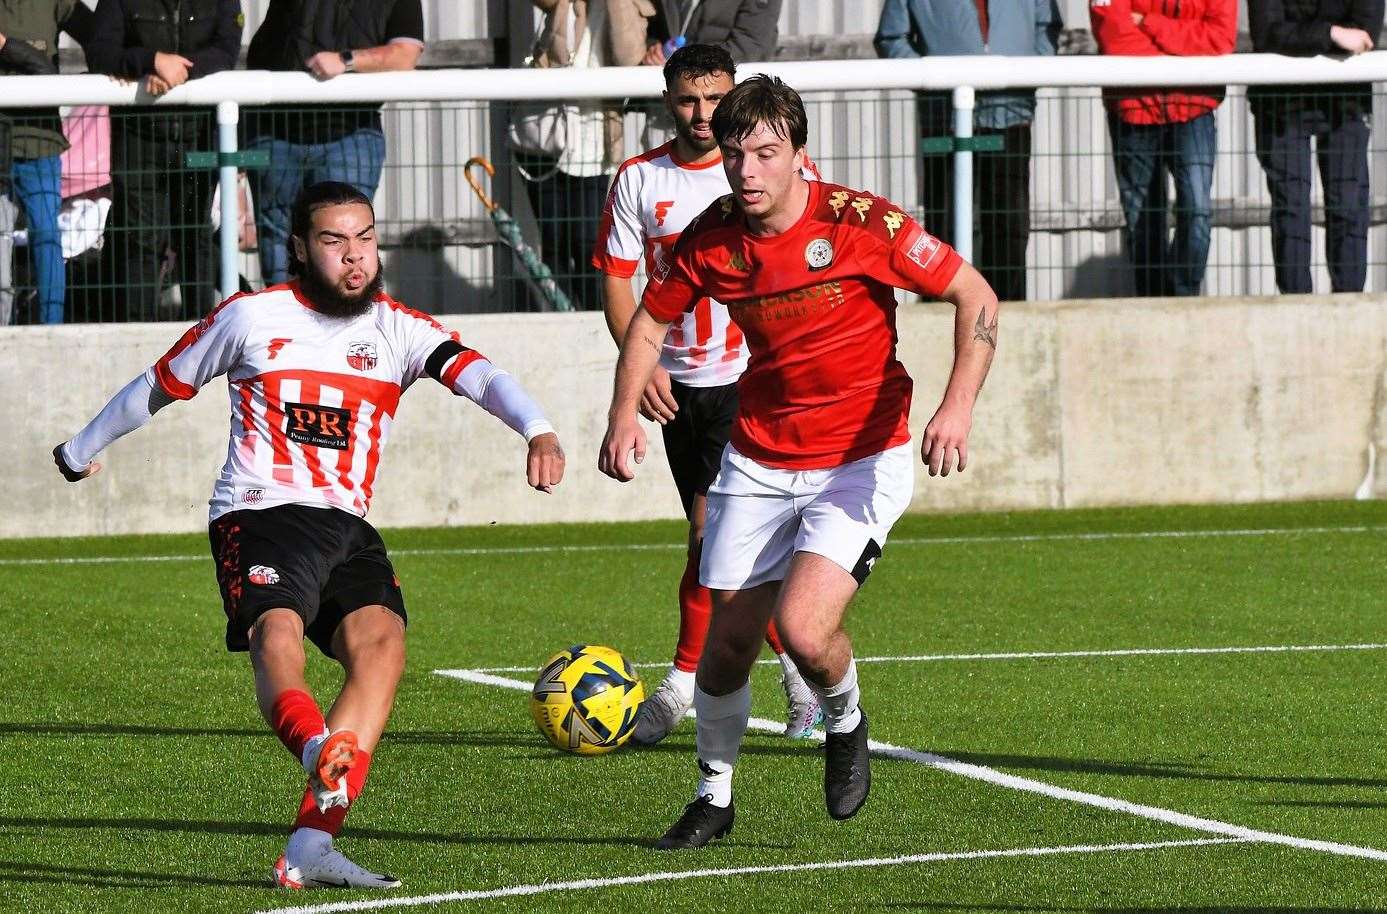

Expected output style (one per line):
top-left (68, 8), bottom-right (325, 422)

top-left (338, 607), bottom-right (406, 673)
top-left (249, 609), bottom-right (305, 659)
top-left (775, 622), bottom-right (828, 675)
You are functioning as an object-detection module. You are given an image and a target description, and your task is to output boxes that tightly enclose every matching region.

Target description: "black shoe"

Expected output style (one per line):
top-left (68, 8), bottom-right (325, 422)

top-left (654, 795), bottom-right (735, 850)
top-left (824, 709), bottom-right (870, 820)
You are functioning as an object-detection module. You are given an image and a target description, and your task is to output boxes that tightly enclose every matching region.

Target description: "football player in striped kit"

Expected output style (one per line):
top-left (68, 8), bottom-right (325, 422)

top-left (55, 182), bottom-right (566, 889)
top-left (593, 44), bottom-right (822, 746)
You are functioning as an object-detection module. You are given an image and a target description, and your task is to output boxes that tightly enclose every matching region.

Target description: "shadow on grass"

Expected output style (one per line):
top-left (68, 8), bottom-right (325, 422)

top-left (929, 749), bottom-right (1387, 790)
top-left (0, 860), bottom-right (264, 889)
top-left (1255, 799), bottom-right (1387, 810)
top-left (882, 906), bottom-right (1387, 913)
top-left (0, 816), bottom-right (791, 852)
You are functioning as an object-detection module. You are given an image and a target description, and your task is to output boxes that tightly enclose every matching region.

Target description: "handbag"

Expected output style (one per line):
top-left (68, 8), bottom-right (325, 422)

top-left (507, 7), bottom-right (591, 165)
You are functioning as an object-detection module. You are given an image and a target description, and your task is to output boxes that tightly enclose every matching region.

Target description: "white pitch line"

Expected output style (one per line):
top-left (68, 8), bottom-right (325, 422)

top-left (439, 669), bottom-right (1387, 864)
top-left (3, 522), bottom-right (1383, 568)
top-left (444, 641), bottom-right (1387, 675)
top-left (257, 838), bottom-right (1251, 914)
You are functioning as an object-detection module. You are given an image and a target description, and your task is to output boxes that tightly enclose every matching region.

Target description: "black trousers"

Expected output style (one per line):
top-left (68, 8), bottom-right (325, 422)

top-left (108, 110), bottom-right (218, 321)
top-left (521, 164), bottom-right (609, 311)
top-left (1253, 104), bottom-right (1372, 294)
top-left (919, 117), bottom-right (1033, 303)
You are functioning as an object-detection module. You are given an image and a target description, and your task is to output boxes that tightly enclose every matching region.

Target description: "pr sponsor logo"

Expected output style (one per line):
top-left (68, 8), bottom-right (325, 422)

top-left (285, 402), bottom-right (353, 450)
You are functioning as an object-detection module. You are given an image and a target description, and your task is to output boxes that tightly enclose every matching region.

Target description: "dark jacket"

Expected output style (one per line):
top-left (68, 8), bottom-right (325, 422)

top-left (0, 0), bottom-right (78, 159)
top-left (85, 0), bottom-right (242, 81)
top-left (1247, 0), bottom-right (1386, 117)
top-left (247, 0), bottom-right (398, 71)
top-left (651, 0), bottom-right (781, 63)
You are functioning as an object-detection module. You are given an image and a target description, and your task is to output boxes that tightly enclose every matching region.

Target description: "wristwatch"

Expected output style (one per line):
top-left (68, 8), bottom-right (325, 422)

top-left (341, 50), bottom-right (355, 72)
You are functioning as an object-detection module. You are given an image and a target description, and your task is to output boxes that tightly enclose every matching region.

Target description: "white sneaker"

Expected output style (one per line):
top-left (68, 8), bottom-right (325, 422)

top-left (632, 671), bottom-right (695, 745)
top-left (302, 729), bottom-right (359, 813)
top-left (272, 846), bottom-right (401, 890)
top-left (781, 670), bottom-right (822, 739)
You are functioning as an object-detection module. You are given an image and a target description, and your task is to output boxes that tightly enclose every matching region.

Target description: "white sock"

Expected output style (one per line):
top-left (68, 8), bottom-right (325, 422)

top-left (285, 826), bottom-right (332, 867)
top-left (693, 681), bottom-right (751, 807)
top-left (776, 652), bottom-right (799, 677)
top-left (808, 658), bottom-right (861, 734)
top-left (665, 666), bottom-right (696, 699)
top-left (300, 728), bottom-right (331, 773)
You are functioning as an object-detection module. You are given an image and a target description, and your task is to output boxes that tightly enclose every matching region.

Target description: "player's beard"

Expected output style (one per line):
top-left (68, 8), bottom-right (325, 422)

top-left (299, 261), bottom-right (385, 318)
top-left (674, 117), bottom-right (718, 156)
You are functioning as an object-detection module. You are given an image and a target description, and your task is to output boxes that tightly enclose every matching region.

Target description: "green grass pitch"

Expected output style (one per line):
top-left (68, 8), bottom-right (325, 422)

top-left (1, 499), bottom-right (1385, 913)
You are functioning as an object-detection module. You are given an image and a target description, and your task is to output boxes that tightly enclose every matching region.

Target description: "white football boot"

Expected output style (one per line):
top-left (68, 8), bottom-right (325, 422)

top-left (781, 666), bottom-right (823, 739)
top-left (272, 845), bottom-right (401, 889)
top-left (632, 668), bottom-right (695, 745)
top-left (301, 729), bottom-right (358, 812)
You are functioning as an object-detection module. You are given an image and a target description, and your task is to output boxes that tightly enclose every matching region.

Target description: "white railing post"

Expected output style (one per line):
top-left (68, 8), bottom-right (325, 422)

top-left (951, 85), bottom-right (975, 264)
top-left (217, 100), bottom-right (240, 301)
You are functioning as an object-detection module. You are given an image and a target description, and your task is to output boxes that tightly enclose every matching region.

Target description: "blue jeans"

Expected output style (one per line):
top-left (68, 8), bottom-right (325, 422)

top-left (11, 155), bottom-right (64, 323)
top-left (248, 128), bottom-right (386, 285)
top-left (1109, 113), bottom-right (1216, 297)
top-left (1254, 106), bottom-right (1371, 294)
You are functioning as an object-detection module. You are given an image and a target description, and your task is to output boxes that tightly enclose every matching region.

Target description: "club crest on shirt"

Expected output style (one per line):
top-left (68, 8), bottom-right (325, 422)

top-left (248, 565), bottom-right (280, 585)
top-left (727, 250), bottom-right (752, 273)
top-left (804, 238), bottom-right (833, 271)
top-left (345, 341), bottom-right (377, 372)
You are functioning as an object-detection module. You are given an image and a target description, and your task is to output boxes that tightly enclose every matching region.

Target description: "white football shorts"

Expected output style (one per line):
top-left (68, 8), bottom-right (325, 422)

top-left (699, 441), bottom-right (915, 591)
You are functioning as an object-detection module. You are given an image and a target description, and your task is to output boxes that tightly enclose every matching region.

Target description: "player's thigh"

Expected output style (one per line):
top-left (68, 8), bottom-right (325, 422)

top-left (700, 446), bottom-right (801, 592)
top-left (795, 442), bottom-right (915, 587)
top-left (317, 519), bottom-right (408, 662)
top-left (208, 505), bottom-right (332, 654)
top-left (774, 551), bottom-right (860, 646)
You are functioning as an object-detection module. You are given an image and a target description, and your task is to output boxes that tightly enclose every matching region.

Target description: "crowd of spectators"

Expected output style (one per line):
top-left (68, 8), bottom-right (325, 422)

top-left (0, 0), bottom-right (1381, 322)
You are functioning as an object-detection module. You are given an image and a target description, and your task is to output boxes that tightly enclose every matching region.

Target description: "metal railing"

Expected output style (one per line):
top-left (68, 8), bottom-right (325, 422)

top-left (2, 54), bottom-right (1385, 322)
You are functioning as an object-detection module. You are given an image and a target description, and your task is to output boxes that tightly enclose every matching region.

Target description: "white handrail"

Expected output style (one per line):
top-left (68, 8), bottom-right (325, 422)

top-left (5, 52), bottom-right (1387, 107)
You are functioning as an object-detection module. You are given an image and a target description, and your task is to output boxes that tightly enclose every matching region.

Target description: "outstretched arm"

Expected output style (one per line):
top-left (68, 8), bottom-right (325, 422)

top-left (598, 305), bottom-right (672, 482)
top-left (922, 261), bottom-right (999, 477)
top-left (54, 374), bottom-right (176, 482)
top-left (431, 342), bottom-right (565, 493)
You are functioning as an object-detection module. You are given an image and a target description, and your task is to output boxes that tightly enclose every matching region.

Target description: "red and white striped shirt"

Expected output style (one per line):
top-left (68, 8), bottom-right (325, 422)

top-left (147, 282), bottom-right (545, 521)
top-left (593, 142), bottom-right (820, 388)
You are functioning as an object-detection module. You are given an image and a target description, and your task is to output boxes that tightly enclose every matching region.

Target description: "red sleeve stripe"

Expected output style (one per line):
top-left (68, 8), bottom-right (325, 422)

top-left (441, 349), bottom-right (486, 390)
top-left (593, 251), bottom-right (639, 277)
top-left (153, 358), bottom-right (198, 400)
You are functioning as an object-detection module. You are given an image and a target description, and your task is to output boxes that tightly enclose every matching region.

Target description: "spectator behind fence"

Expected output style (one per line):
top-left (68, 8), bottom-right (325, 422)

top-left (875, 0), bottom-right (1061, 303)
top-left (514, 0), bottom-right (648, 311)
top-left (86, 0), bottom-right (242, 321)
top-left (0, 1), bottom-right (86, 325)
top-left (1091, 0), bottom-right (1236, 297)
top-left (643, 0), bottom-right (782, 65)
top-left (244, 0), bottom-right (424, 286)
top-left (1248, 0), bottom-right (1383, 294)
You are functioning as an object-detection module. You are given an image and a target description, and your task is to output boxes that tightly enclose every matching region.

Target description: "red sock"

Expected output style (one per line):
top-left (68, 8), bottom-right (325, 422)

top-left (764, 618), bottom-right (786, 655)
top-left (270, 689), bottom-right (326, 761)
top-left (673, 550), bottom-right (712, 672)
top-left (292, 748), bottom-right (372, 836)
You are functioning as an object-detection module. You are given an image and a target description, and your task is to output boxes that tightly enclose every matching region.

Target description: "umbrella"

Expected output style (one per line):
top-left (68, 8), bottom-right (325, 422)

top-left (465, 156), bottom-right (573, 313)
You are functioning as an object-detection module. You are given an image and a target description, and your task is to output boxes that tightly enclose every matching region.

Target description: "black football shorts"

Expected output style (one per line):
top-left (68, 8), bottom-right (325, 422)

top-left (208, 503), bottom-right (407, 658)
top-left (661, 379), bottom-right (739, 519)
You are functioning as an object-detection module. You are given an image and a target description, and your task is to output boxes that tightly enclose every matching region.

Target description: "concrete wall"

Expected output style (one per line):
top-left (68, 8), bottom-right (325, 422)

top-left (13, 294), bottom-right (1385, 539)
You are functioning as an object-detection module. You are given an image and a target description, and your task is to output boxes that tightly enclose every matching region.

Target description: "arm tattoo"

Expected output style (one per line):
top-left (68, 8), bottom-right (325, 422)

top-left (640, 334), bottom-right (662, 353)
top-left (973, 307), bottom-right (998, 350)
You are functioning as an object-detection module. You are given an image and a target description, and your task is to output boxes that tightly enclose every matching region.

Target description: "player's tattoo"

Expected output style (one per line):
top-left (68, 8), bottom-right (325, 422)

top-left (973, 307), bottom-right (998, 350)
top-left (640, 334), bottom-right (662, 354)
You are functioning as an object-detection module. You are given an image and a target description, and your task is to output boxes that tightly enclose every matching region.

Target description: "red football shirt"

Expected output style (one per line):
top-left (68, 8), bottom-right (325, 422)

top-left (643, 180), bottom-right (962, 470)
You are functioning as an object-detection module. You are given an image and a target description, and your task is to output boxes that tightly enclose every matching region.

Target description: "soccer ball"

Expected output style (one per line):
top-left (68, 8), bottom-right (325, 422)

top-left (529, 644), bottom-right (645, 755)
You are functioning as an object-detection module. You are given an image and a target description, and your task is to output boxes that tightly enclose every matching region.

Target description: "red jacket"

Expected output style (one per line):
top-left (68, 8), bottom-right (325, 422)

top-left (1090, 0), bottom-right (1238, 125)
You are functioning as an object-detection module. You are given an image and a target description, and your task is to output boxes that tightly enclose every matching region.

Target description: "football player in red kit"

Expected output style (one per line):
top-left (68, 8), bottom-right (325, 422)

top-left (599, 76), bottom-right (999, 848)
